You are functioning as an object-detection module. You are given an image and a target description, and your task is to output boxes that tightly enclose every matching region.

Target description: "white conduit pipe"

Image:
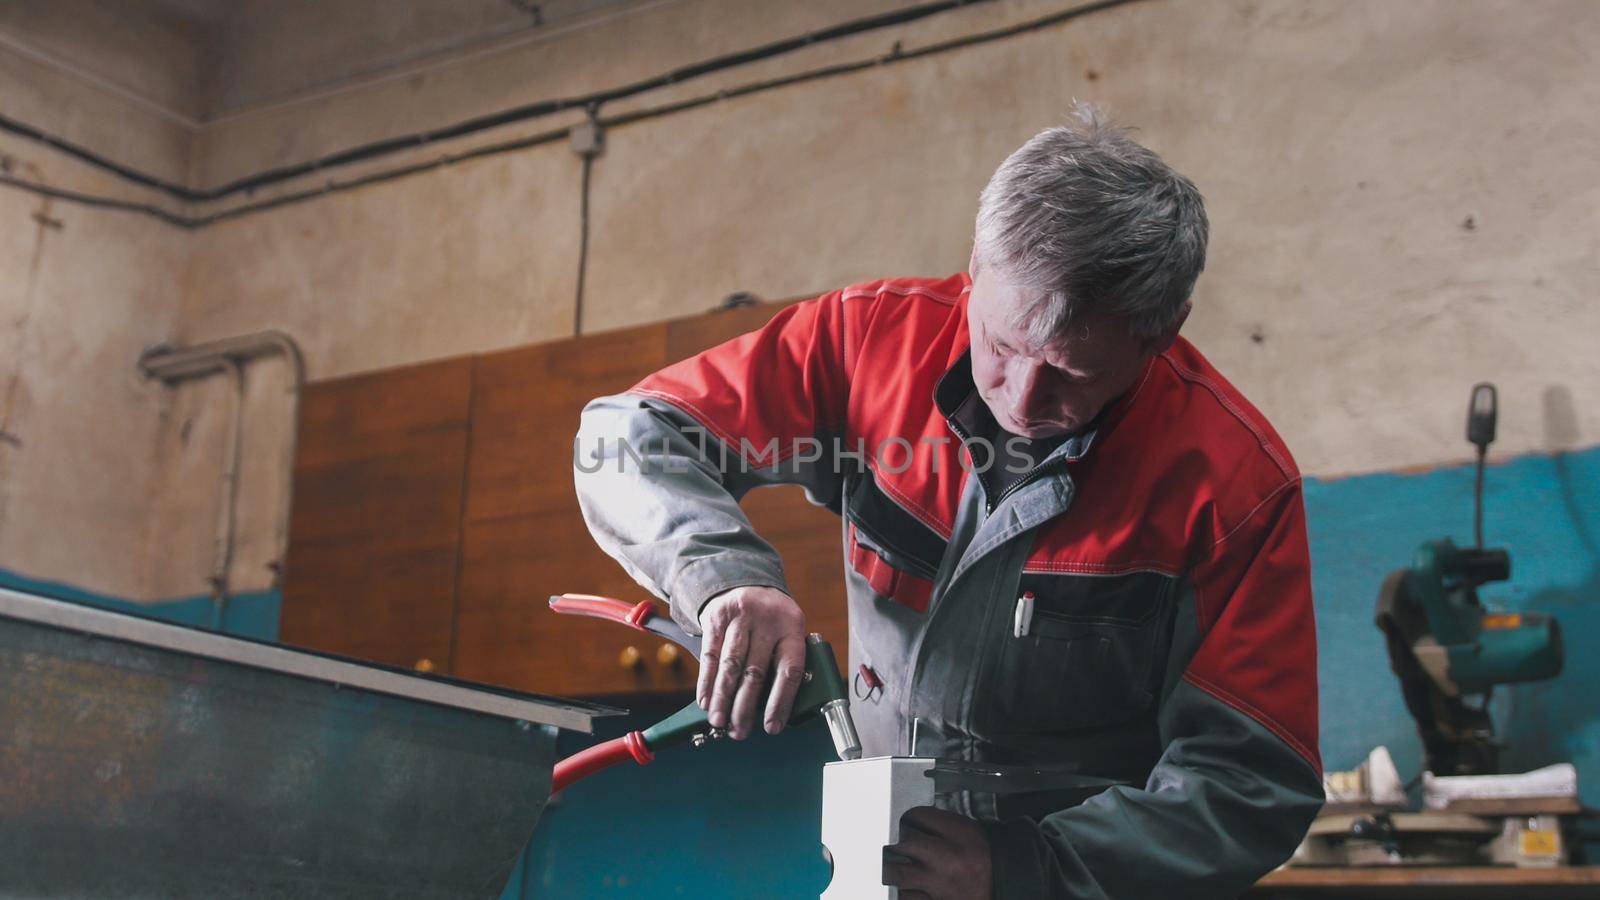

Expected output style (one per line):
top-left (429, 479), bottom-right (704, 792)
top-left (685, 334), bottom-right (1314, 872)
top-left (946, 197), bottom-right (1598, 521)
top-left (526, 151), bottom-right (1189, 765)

top-left (138, 332), bottom-right (306, 619)
top-left (208, 358), bottom-right (245, 626)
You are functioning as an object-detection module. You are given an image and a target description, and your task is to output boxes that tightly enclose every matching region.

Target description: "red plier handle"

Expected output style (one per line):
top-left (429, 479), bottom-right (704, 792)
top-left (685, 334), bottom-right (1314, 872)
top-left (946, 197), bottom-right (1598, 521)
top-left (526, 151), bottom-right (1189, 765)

top-left (548, 593), bottom-right (697, 659)
top-left (550, 731), bottom-right (654, 793)
top-left (547, 593), bottom-right (701, 793)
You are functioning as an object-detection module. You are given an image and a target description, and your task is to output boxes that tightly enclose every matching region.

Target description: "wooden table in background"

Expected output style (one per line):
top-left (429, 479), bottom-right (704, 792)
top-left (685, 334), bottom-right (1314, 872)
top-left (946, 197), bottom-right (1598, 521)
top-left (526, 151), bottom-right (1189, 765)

top-left (1249, 866), bottom-right (1600, 899)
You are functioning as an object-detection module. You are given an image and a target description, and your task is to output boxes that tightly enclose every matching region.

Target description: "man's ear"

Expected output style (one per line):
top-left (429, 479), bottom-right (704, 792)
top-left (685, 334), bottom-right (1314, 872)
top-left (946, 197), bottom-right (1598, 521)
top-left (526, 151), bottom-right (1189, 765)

top-left (1147, 301), bottom-right (1191, 355)
top-left (968, 245), bottom-right (980, 279)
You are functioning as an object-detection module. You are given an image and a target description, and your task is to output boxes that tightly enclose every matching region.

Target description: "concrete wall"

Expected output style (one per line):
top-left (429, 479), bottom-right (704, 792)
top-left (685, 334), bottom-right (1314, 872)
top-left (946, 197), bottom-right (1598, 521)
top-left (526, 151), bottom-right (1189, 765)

top-left (0, 1), bottom-right (195, 599)
top-left (156, 0), bottom-right (1600, 601)
top-left (2, 0), bottom-right (1595, 690)
top-left (201, 0), bottom-right (552, 118)
top-left (0, 0), bottom-right (202, 182)
top-left (188, 0), bottom-right (909, 186)
top-left (0, 181), bottom-right (188, 600)
top-left (0, 0), bottom-right (1594, 663)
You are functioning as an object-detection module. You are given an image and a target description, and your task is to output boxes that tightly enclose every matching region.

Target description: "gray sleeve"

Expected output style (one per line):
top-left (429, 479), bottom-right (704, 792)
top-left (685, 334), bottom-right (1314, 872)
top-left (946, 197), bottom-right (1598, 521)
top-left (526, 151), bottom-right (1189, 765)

top-left (573, 392), bottom-right (845, 635)
top-left (986, 678), bottom-right (1323, 899)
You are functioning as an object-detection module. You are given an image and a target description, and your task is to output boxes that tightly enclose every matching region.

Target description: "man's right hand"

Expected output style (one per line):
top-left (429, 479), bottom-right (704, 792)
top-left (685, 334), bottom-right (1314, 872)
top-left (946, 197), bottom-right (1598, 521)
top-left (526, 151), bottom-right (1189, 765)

top-left (697, 586), bottom-right (808, 741)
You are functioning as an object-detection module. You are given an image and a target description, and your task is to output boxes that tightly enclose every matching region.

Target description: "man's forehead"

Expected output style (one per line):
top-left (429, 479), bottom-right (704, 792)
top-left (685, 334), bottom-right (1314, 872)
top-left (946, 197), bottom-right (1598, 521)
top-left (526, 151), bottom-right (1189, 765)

top-left (975, 287), bottom-right (1099, 347)
top-left (973, 278), bottom-right (1045, 333)
top-left (973, 286), bottom-right (1139, 376)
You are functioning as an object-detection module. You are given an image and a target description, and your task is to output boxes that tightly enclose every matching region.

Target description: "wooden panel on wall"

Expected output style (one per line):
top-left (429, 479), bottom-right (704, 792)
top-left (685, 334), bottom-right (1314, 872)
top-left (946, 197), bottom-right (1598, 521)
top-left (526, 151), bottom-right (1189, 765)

top-left (453, 323), bottom-right (676, 696)
top-left (455, 301), bottom-right (850, 698)
top-left (280, 357), bottom-right (472, 673)
top-left (280, 298), bottom-right (852, 700)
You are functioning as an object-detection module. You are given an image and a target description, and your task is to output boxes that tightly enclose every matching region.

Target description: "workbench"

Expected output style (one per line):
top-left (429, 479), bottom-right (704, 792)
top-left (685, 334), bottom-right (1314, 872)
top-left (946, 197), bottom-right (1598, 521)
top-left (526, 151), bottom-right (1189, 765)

top-left (1248, 866), bottom-right (1600, 898)
top-left (0, 586), bottom-right (615, 899)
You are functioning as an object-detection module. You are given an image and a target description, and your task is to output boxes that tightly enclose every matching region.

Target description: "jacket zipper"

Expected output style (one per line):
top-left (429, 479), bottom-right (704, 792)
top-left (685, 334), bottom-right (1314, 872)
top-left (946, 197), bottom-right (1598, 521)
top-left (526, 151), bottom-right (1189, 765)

top-left (944, 413), bottom-right (1072, 515)
top-left (988, 457), bottom-right (1068, 515)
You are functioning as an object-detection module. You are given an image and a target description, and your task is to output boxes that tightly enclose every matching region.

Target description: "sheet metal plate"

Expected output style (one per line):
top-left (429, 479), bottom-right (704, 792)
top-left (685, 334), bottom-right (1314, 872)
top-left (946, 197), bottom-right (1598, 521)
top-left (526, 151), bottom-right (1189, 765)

top-left (0, 588), bottom-right (602, 898)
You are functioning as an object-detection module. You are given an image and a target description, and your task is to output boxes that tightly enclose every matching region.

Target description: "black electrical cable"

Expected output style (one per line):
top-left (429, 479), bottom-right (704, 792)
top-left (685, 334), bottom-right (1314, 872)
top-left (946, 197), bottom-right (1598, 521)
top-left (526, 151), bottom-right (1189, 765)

top-left (1474, 445), bottom-right (1487, 548)
top-left (0, 0), bottom-right (1144, 228)
top-left (602, 0), bottom-right (1141, 131)
top-left (195, 122), bottom-right (575, 227)
top-left (0, 0), bottom-right (995, 204)
top-left (0, 171), bottom-right (193, 227)
top-left (574, 150), bottom-right (594, 335)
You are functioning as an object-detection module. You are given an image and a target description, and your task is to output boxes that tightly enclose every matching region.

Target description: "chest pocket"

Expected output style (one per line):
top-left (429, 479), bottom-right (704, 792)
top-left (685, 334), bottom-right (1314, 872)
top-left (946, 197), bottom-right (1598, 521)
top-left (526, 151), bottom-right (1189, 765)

top-left (844, 468), bottom-right (948, 615)
top-left (983, 570), bottom-right (1177, 736)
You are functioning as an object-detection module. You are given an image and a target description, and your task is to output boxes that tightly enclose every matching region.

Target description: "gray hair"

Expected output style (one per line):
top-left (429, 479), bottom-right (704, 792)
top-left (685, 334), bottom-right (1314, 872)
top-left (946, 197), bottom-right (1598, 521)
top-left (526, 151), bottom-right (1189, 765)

top-left (974, 103), bottom-right (1208, 348)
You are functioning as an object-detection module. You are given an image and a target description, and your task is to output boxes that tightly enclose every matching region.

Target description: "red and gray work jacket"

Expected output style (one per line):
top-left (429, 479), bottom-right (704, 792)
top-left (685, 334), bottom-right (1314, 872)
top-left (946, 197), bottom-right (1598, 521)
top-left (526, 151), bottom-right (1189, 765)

top-left (574, 272), bottom-right (1323, 898)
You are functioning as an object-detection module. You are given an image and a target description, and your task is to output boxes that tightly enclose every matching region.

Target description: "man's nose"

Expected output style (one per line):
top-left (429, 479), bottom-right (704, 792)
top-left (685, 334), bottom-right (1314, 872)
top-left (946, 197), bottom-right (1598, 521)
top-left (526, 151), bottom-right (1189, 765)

top-left (1009, 362), bottom-right (1054, 419)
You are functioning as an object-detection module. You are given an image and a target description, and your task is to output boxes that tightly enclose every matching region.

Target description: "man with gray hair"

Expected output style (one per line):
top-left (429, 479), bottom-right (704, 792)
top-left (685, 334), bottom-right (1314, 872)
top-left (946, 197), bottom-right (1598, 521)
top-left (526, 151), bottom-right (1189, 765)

top-left (575, 106), bottom-right (1322, 898)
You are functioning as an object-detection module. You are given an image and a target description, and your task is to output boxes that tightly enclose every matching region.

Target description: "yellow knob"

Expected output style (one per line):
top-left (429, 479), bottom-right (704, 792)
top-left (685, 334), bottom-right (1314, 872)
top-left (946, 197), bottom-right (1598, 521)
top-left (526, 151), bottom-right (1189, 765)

top-left (657, 643), bottom-right (681, 668)
top-left (414, 658), bottom-right (435, 673)
top-left (619, 645), bottom-right (642, 669)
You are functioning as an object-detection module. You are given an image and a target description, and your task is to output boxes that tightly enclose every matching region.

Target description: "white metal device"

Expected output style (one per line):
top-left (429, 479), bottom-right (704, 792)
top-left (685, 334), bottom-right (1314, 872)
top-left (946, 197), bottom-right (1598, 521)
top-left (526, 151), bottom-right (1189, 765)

top-left (819, 756), bottom-right (936, 899)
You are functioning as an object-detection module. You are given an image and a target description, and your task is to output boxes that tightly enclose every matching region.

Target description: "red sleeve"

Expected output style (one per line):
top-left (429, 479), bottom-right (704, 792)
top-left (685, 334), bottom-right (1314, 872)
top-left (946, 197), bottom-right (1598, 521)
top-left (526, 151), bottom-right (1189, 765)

top-left (629, 290), bottom-right (851, 465)
top-left (1183, 480), bottom-right (1322, 774)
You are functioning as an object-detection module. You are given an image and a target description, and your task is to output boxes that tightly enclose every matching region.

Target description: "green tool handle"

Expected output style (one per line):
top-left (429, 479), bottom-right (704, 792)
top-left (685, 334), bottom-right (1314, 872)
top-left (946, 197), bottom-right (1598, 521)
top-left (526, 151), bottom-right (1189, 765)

top-left (641, 634), bottom-right (852, 752)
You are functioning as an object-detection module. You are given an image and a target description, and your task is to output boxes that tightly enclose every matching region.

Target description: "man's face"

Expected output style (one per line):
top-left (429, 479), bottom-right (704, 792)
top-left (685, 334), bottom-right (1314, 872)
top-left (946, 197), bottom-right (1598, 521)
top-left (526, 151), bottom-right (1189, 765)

top-left (967, 266), bottom-right (1157, 439)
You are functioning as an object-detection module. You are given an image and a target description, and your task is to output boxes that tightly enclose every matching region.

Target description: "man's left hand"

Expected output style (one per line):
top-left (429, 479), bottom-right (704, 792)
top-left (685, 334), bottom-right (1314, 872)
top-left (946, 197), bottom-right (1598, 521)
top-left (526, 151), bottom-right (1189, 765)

top-left (882, 806), bottom-right (992, 900)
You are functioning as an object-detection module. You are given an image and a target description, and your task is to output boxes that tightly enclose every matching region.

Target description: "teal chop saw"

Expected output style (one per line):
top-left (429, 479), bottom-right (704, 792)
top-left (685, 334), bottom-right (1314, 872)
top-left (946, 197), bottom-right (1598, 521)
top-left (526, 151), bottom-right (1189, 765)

top-left (1375, 383), bottom-right (1565, 776)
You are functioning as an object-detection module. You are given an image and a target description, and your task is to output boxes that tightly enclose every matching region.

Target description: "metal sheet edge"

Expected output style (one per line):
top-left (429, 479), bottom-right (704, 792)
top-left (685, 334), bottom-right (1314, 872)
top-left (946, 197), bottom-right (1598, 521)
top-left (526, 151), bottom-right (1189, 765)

top-left (0, 586), bottom-right (613, 733)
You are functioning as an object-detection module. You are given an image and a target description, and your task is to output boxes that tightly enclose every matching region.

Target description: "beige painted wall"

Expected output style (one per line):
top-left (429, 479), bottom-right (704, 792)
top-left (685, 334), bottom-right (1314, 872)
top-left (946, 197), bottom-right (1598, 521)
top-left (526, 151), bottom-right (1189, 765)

top-left (1, 0), bottom-right (1596, 600)
top-left (0, 159), bottom-right (188, 599)
top-left (0, 4), bottom-right (198, 599)
top-left (0, 37), bottom-right (194, 186)
top-left (0, 0), bottom-right (208, 122)
top-left (188, 0), bottom-right (919, 187)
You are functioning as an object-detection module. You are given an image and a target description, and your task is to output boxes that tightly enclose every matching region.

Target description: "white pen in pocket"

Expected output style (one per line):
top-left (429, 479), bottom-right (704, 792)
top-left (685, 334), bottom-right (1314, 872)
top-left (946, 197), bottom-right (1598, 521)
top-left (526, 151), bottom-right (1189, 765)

top-left (1013, 590), bottom-right (1035, 638)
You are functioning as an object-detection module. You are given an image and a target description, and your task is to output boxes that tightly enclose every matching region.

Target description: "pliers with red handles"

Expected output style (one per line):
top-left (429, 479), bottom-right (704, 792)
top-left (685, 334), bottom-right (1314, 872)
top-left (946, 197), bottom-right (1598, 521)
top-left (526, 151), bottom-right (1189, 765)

top-left (547, 593), bottom-right (861, 793)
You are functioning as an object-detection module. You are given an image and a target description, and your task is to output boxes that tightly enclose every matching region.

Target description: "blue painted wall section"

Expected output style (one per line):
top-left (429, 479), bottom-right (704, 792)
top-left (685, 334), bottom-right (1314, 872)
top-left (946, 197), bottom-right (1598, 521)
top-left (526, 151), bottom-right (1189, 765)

top-left (1305, 446), bottom-right (1600, 801)
top-left (3, 445), bottom-right (1594, 897)
top-left (0, 568), bottom-right (280, 640)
